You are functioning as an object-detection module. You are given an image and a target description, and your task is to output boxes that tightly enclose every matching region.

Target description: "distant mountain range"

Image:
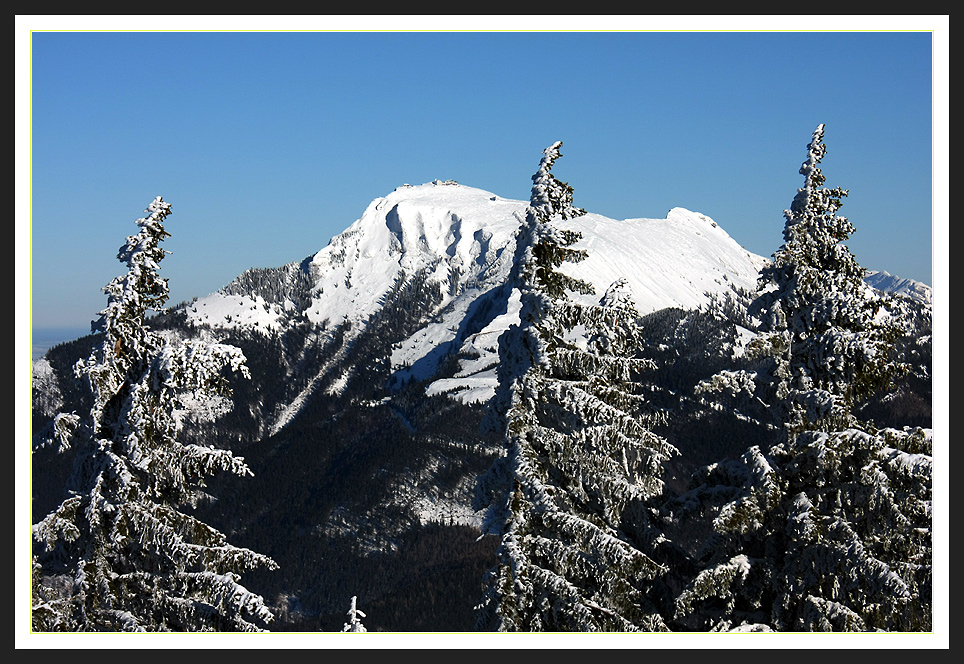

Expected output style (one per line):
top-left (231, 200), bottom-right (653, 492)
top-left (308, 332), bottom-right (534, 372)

top-left (864, 269), bottom-right (932, 305)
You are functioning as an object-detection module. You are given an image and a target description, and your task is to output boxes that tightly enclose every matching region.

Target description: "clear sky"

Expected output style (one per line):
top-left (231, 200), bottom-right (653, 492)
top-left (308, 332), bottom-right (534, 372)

top-left (13, 17), bottom-right (951, 647)
top-left (22, 17), bottom-right (944, 332)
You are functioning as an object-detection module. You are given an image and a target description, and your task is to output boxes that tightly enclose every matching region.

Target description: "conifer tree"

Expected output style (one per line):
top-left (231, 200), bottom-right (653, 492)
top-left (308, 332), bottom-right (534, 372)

top-left (671, 426), bottom-right (931, 632)
top-left (745, 124), bottom-right (906, 436)
top-left (32, 197), bottom-right (278, 632)
top-left (673, 126), bottom-right (931, 633)
top-left (476, 143), bottom-right (676, 632)
top-left (342, 595), bottom-right (367, 632)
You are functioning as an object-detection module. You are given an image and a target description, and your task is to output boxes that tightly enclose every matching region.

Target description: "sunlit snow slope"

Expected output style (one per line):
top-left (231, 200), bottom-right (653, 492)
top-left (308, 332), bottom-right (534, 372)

top-left (185, 181), bottom-right (768, 403)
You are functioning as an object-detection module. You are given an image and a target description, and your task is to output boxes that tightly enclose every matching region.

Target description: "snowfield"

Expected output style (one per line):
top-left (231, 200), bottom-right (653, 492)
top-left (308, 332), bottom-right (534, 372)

top-left (182, 181), bottom-right (925, 405)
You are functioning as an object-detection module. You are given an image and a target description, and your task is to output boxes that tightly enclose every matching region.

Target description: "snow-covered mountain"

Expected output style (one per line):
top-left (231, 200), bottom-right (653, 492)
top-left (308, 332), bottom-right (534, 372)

top-left (182, 181), bottom-right (933, 413)
top-left (183, 180), bottom-right (768, 406)
top-left (866, 269), bottom-right (932, 305)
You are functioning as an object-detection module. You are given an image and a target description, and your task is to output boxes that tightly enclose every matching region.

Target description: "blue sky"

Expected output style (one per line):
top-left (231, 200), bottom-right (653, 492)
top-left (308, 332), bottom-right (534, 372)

top-left (22, 18), bottom-right (945, 332)
top-left (13, 17), bottom-right (952, 647)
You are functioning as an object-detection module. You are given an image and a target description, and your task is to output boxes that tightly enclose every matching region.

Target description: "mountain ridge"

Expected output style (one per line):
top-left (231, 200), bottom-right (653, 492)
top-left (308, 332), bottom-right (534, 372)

top-left (184, 181), bottom-right (770, 331)
top-left (178, 180), bottom-right (927, 410)
top-left (182, 182), bottom-right (768, 406)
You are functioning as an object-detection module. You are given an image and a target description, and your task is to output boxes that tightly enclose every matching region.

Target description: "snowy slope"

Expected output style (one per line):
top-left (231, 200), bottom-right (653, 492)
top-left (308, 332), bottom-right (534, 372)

top-left (184, 181), bottom-right (769, 405)
top-left (185, 181), bottom-right (526, 332)
top-left (865, 270), bottom-right (932, 305)
top-left (424, 207), bottom-right (769, 403)
top-left (304, 181), bottom-right (527, 330)
top-left (557, 208), bottom-right (768, 312)
top-left (181, 181), bottom-right (932, 412)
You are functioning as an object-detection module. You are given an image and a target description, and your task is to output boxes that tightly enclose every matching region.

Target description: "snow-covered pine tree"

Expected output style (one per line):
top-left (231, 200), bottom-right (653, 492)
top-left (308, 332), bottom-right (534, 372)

top-left (671, 426), bottom-right (932, 632)
top-left (475, 142), bottom-right (677, 632)
top-left (342, 595), bottom-right (367, 632)
top-left (670, 125), bottom-right (931, 633)
top-left (745, 124), bottom-right (907, 436)
top-left (32, 197), bottom-right (278, 632)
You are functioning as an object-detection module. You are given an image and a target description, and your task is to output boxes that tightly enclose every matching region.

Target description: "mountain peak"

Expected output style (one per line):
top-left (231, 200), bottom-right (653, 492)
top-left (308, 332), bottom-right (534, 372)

top-left (179, 183), bottom-right (923, 406)
top-left (865, 270), bottom-right (931, 305)
top-left (183, 185), bottom-right (768, 395)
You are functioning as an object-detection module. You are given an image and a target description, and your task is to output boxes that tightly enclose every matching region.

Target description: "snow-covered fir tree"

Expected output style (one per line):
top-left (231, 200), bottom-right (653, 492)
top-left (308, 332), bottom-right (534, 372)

top-left (741, 123), bottom-right (907, 437)
top-left (342, 596), bottom-right (367, 633)
top-left (669, 126), bottom-right (932, 633)
top-left (670, 425), bottom-right (931, 632)
top-left (32, 197), bottom-right (278, 632)
top-left (475, 143), bottom-right (677, 632)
